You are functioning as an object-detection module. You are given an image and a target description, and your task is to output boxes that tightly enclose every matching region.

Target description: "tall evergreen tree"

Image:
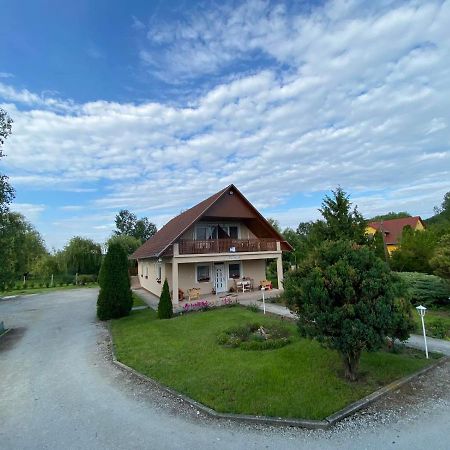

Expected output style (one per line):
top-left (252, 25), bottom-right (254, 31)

top-left (318, 187), bottom-right (367, 243)
top-left (97, 242), bottom-right (132, 320)
top-left (157, 279), bottom-right (173, 319)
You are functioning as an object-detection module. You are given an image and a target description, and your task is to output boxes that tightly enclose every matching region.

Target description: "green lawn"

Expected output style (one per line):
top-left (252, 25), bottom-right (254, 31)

top-left (132, 292), bottom-right (147, 307)
top-left (0, 283), bottom-right (98, 298)
top-left (111, 307), bottom-right (435, 420)
top-left (414, 308), bottom-right (450, 340)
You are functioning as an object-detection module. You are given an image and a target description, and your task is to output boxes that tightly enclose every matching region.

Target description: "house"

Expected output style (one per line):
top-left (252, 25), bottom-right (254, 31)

top-left (131, 185), bottom-right (292, 304)
top-left (366, 216), bottom-right (426, 254)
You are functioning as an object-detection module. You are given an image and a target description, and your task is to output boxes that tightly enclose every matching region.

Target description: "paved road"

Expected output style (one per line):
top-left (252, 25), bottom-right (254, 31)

top-left (1, 290), bottom-right (449, 450)
top-left (407, 334), bottom-right (450, 356)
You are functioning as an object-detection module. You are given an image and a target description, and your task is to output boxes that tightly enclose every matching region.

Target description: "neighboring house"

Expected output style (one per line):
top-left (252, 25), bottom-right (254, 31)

top-left (131, 185), bottom-right (292, 304)
top-left (366, 216), bottom-right (426, 254)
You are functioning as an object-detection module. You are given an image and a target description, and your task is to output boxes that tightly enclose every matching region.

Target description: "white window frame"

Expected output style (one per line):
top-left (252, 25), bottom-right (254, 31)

top-left (227, 261), bottom-right (242, 279)
top-left (196, 263), bottom-right (211, 283)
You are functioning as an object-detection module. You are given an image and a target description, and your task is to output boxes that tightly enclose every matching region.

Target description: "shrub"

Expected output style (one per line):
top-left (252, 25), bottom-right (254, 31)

top-left (157, 279), bottom-right (173, 319)
top-left (245, 303), bottom-right (260, 313)
top-left (218, 322), bottom-right (292, 350)
top-left (77, 274), bottom-right (97, 285)
top-left (398, 272), bottom-right (450, 307)
top-left (96, 243), bottom-right (133, 320)
top-left (428, 319), bottom-right (448, 340)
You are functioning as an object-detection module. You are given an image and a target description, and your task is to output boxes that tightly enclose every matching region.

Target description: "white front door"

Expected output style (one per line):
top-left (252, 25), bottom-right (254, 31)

top-left (214, 264), bottom-right (227, 293)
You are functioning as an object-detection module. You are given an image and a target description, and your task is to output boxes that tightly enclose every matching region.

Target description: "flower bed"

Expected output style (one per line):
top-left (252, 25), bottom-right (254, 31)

top-left (182, 295), bottom-right (239, 313)
top-left (217, 322), bottom-right (292, 350)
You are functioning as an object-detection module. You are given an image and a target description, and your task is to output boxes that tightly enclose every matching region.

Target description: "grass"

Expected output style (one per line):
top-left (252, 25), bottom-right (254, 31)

top-left (111, 306), bottom-right (435, 420)
top-left (132, 292), bottom-right (147, 307)
top-left (0, 283), bottom-right (98, 298)
top-left (414, 307), bottom-right (450, 340)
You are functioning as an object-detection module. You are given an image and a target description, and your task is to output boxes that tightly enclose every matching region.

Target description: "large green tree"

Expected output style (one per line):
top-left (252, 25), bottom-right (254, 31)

top-left (370, 211), bottom-right (411, 221)
top-left (62, 236), bottom-right (102, 275)
top-left (317, 187), bottom-right (367, 243)
top-left (97, 242), bottom-right (132, 320)
top-left (0, 212), bottom-right (47, 286)
top-left (0, 108), bottom-right (14, 216)
top-left (390, 226), bottom-right (438, 274)
top-left (114, 209), bottom-right (157, 243)
top-left (284, 240), bottom-right (407, 381)
top-left (430, 234), bottom-right (450, 280)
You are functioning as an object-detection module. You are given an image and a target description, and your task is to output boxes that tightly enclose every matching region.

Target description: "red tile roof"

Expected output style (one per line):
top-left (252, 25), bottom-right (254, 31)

top-left (131, 185), bottom-right (230, 259)
top-left (367, 216), bottom-right (425, 245)
top-left (131, 184), bottom-right (292, 259)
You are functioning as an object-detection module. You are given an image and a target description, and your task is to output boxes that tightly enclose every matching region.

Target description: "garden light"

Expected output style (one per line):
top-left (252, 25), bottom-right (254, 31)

top-left (261, 286), bottom-right (266, 314)
top-left (415, 305), bottom-right (428, 359)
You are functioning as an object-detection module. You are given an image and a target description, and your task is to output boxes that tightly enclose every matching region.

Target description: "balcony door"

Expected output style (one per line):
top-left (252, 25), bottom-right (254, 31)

top-left (214, 264), bottom-right (227, 293)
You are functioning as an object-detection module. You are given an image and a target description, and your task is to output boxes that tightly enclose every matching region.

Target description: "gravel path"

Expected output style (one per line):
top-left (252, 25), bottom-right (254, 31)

top-left (0, 290), bottom-right (449, 450)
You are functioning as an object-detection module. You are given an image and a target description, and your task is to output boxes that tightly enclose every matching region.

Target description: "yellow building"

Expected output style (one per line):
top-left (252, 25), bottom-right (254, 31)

top-left (366, 216), bottom-right (425, 254)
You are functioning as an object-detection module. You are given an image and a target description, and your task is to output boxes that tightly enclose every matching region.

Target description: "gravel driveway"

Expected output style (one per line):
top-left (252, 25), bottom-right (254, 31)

top-left (1, 290), bottom-right (449, 450)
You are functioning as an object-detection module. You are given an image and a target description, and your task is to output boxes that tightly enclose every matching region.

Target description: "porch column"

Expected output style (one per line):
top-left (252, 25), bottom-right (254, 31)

top-left (276, 254), bottom-right (284, 291)
top-left (172, 259), bottom-right (179, 305)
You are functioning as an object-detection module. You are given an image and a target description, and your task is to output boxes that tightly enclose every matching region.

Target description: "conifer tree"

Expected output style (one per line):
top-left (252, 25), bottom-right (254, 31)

top-left (97, 242), bottom-right (132, 320)
top-left (158, 279), bottom-right (173, 319)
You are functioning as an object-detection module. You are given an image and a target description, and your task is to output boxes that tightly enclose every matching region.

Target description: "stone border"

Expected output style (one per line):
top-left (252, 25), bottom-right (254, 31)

top-left (108, 326), bottom-right (448, 429)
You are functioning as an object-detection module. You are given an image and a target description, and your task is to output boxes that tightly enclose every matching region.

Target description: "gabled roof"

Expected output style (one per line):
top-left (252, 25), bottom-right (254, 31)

top-left (131, 184), bottom-right (291, 259)
top-left (368, 216), bottom-right (425, 245)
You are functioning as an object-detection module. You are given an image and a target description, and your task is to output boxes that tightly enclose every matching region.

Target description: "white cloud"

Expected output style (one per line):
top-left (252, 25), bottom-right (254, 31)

top-left (1, 0), bottom-right (449, 248)
top-left (10, 203), bottom-right (46, 222)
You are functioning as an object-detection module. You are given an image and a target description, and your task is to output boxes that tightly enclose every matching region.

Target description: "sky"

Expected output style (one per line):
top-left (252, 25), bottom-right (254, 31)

top-left (0, 0), bottom-right (449, 250)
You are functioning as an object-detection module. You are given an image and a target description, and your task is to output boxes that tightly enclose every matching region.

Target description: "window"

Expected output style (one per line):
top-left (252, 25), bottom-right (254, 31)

top-left (196, 223), bottom-right (238, 239)
top-left (196, 265), bottom-right (210, 282)
top-left (157, 264), bottom-right (162, 281)
top-left (228, 263), bottom-right (241, 279)
top-left (228, 226), bottom-right (238, 239)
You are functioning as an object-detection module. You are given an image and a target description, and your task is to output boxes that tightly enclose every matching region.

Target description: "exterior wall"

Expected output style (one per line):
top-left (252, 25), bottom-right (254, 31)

top-left (241, 259), bottom-right (266, 285)
top-left (138, 258), bottom-right (170, 297)
top-left (175, 258), bottom-right (267, 296)
top-left (387, 244), bottom-right (398, 254)
top-left (415, 220), bottom-right (425, 231)
top-left (178, 263), bottom-right (213, 296)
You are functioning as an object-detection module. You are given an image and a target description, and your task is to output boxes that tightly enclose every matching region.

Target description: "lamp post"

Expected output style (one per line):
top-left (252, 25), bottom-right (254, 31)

top-left (416, 305), bottom-right (428, 359)
top-left (261, 286), bottom-right (266, 315)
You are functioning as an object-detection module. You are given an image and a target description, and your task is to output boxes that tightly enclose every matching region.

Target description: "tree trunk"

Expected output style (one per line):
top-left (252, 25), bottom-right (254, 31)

top-left (342, 350), bottom-right (361, 381)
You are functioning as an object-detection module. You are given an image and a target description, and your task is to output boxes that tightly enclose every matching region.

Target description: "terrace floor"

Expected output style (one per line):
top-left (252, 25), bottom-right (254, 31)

top-left (132, 286), bottom-right (287, 314)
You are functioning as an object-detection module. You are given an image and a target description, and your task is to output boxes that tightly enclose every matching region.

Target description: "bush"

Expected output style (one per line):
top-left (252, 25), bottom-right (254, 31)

top-left (77, 274), bottom-right (97, 285)
top-left (428, 319), bottom-right (448, 340)
top-left (96, 243), bottom-right (133, 320)
top-left (157, 279), bottom-right (173, 319)
top-left (398, 272), bottom-right (450, 307)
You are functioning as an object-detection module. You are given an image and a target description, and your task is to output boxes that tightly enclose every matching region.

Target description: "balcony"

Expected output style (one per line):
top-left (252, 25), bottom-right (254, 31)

top-left (178, 238), bottom-right (278, 255)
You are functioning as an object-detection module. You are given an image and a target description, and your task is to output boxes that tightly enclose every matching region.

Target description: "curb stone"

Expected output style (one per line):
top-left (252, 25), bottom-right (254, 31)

top-left (107, 323), bottom-right (448, 429)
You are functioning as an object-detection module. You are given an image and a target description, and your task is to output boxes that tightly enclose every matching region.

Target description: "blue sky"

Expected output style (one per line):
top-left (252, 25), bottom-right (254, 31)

top-left (1, 0), bottom-right (449, 249)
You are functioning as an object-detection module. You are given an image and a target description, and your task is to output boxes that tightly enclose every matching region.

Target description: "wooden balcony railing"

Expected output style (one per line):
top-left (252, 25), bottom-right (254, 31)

top-left (178, 238), bottom-right (278, 255)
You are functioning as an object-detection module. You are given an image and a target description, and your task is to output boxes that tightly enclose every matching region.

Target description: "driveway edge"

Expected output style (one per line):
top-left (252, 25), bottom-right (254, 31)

top-left (107, 323), bottom-right (448, 429)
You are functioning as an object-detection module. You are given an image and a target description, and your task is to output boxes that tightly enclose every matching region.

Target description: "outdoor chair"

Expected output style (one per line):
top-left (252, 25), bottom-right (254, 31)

top-left (187, 287), bottom-right (201, 301)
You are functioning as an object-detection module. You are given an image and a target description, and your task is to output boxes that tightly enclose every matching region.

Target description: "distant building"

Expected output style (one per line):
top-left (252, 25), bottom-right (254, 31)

top-left (366, 216), bottom-right (426, 254)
